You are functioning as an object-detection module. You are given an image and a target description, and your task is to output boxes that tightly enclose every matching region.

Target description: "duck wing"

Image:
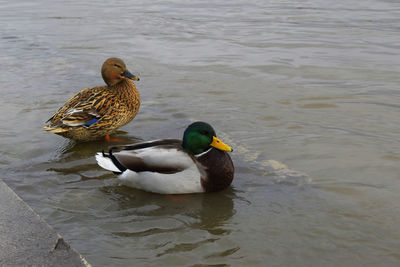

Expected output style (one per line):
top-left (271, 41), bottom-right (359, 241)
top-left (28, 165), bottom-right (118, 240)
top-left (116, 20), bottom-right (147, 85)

top-left (57, 102), bottom-right (101, 127)
top-left (96, 139), bottom-right (194, 174)
top-left (45, 87), bottom-right (109, 129)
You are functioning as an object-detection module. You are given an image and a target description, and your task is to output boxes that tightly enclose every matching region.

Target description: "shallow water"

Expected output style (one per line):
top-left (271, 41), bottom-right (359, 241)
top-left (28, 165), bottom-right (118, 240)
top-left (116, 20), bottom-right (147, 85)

top-left (1, 0), bottom-right (400, 266)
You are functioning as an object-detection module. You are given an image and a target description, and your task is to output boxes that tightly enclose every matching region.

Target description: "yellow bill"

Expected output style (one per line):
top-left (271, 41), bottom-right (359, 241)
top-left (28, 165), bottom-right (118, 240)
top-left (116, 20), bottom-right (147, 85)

top-left (211, 136), bottom-right (233, 152)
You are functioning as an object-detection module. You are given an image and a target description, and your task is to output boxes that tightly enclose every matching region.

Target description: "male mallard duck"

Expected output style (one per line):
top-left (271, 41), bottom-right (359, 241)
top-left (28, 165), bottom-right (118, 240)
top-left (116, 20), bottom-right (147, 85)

top-left (95, 122), bottom-right (234, 194)
top-left (43, 58), bottom-right (140, 141)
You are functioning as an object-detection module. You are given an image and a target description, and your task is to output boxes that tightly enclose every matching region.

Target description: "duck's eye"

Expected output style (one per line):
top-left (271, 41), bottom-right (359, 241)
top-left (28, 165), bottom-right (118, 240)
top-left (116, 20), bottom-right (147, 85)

top-left (114, 64), bottom-right (121, 68)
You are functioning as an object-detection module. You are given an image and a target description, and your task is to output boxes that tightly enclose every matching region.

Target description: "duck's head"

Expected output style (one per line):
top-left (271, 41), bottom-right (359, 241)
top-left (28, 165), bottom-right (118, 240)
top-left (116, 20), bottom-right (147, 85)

top-left (101, 57), bottom-right (139, 86)
top-left (182, 121), bottom-right (233, 155)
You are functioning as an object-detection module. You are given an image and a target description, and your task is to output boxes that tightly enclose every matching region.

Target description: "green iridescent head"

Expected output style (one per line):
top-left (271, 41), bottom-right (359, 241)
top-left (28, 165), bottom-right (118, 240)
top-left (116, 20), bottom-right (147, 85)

top-left (182, 121), bottom-right (232, 155)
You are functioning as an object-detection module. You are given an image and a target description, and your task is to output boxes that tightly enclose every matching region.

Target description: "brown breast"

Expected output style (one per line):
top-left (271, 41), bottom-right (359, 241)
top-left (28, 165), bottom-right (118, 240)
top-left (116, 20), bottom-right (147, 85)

top-left (196, 148), bottom-right (234, 192)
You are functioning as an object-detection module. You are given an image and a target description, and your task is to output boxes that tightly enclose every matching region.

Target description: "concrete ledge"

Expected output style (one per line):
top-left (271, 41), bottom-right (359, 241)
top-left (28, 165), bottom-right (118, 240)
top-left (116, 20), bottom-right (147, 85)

top-left (0, 178), bottom-right (90, 266)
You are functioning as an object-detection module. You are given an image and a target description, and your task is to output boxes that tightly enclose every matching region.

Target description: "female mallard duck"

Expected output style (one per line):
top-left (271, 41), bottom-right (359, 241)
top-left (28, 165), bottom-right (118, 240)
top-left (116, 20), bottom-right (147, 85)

top-left (43, 58), bottom-right (140, 141)
top-left (96, 122), bottom-right (234, 194)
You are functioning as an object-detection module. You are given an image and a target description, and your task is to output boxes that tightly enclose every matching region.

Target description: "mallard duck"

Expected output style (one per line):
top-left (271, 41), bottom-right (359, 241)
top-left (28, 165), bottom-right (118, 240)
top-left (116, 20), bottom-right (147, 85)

top-left (95, 121), bottom-right (234, 194)
top-left (43, 58), bottom-right (140, 141)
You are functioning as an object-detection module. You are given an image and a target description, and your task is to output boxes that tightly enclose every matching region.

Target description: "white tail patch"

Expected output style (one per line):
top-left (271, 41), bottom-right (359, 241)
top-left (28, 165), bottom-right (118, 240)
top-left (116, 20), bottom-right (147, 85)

top-left (95, 153), bottom-right (121, 172)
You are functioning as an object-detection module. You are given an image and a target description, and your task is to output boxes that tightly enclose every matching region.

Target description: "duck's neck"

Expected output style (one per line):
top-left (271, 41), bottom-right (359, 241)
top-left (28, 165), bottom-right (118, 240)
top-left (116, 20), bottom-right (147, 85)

top-left (194, 148), bottom-right (212, 158)
top-left (110, 79), bottom-right (140, 103)
top-left (110, 78), bottom-right (135, 92)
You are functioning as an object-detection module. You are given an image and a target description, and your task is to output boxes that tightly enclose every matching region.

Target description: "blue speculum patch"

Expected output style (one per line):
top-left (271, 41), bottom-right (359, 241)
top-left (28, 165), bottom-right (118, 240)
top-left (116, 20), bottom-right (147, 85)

top-left (84, 117), bottom-right (98, 127)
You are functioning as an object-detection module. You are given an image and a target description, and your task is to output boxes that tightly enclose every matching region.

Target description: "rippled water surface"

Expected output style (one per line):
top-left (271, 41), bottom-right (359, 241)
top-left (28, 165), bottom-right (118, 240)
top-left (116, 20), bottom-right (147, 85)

top-left (1, 0), bottom-right (400, 266)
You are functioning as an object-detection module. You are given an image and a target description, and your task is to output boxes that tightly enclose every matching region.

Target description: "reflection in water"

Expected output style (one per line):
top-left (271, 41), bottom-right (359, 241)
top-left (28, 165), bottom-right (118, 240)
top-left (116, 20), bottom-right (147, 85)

top-left (98, 185), bottom-right (238, 260)
top-left (46, 131), bottom-right (143, 182)
top-left (101, 185), bottom-right (236, 235)
top-left (54, 130), bottom-right (143, 159)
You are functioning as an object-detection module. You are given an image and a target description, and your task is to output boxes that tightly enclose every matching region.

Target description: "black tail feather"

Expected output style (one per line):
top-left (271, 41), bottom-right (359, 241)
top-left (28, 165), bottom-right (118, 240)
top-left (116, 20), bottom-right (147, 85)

top-left (102, 148), bottom-right (127, 174)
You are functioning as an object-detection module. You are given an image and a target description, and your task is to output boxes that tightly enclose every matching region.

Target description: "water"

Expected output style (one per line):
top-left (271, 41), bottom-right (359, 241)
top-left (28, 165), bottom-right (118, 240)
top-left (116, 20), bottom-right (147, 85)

top-left (1, 0), bottom-right (400, 266)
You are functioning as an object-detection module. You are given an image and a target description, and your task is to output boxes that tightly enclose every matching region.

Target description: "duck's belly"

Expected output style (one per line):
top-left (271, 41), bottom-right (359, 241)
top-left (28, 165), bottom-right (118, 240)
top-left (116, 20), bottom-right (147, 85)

top-left (118, 166), bottom-right (204, 194)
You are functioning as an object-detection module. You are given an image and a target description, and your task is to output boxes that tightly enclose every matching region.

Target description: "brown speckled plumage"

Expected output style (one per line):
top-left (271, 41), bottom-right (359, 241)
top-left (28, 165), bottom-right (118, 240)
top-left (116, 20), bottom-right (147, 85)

top-left (43, 58), bottom-right (140, 141)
